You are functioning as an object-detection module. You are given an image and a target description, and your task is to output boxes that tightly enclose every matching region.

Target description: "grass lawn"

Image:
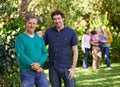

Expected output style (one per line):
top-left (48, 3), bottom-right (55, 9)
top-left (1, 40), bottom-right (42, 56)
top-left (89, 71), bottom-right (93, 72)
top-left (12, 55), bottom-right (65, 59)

top-left (44, 63), bottom-right (120, 87)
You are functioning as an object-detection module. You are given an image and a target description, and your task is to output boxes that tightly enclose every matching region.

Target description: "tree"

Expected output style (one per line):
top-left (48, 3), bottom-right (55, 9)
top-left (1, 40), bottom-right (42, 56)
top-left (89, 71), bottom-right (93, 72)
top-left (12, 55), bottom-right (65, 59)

top-left (100, 0), bottom-right (120, 32)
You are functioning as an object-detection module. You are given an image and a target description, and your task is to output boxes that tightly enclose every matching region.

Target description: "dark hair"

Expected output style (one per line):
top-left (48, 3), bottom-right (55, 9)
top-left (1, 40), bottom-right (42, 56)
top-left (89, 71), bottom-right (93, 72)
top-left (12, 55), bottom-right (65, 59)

top-left (91, 30), bottom-right (97, 35)
top-left (51, 10), bottom-right (65, 19)
top-left (85, 28), bottom-right (89, 34)
top-left (25, 12), bottom-right (38, 22)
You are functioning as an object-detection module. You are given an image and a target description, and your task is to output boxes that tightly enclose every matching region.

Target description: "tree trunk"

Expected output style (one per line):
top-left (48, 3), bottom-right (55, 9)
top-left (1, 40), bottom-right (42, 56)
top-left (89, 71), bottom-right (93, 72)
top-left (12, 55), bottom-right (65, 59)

top-left (19, 0), bottom-right (32, 17)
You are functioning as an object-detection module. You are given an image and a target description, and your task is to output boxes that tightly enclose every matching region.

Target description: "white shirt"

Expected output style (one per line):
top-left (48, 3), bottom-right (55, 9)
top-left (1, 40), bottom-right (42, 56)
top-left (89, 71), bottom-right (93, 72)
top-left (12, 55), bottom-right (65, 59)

top-left (82, 34), bottom-right (91, 51)
top-left (24, 32), bottom-right (34, 38)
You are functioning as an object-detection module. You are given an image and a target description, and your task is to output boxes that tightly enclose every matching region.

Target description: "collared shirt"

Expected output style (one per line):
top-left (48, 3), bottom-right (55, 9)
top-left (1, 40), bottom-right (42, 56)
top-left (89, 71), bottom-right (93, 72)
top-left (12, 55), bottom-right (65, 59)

top-left (44, 26), bottom-right (78, 69)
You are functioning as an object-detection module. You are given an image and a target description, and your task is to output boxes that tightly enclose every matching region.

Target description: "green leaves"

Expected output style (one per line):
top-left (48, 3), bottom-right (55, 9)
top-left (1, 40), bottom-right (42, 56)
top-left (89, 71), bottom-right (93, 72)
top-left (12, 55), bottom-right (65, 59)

top-left (0, 0), bottom-right (19, 18)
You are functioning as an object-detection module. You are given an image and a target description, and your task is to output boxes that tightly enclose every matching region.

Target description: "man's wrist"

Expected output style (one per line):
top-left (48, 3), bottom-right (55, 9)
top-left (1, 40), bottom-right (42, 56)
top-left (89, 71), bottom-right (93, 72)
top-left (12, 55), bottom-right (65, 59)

top-left (72, 65), bottom-right (76, 69)
top-left (30, 63), bottom-right (35, 66)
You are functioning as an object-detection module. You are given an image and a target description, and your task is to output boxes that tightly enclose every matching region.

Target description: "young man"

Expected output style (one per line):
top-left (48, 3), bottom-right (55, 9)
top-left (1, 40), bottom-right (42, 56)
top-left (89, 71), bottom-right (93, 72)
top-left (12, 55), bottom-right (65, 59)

top-left (15, 13), bottom-right (49, 87)
top-left (44, 10), bottom-right (78, 87)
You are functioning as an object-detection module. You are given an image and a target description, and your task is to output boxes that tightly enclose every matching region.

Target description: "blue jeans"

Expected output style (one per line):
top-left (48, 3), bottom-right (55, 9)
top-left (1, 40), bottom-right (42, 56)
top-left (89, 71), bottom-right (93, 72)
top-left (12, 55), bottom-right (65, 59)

top-left (82, 48), bottom-right (90, 69)
top-left (103, 47), bottom-right (111, 68)
top-left (49, 67), bottom-right (76, 87)
top-left (20, 70), bottom-right (49, 87)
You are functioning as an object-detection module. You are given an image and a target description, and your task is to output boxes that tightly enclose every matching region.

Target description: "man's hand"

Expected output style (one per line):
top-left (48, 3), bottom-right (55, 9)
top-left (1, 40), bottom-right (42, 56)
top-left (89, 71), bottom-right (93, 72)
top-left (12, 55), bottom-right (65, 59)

top-left (37, 67), bottom-right (44, 73)
top-left (31, 63), bottom-right (44, 73)
top-left (31, 63), bottom-right (40, 71)
top-left (68, 67), bottom-right (75, 80)
top-left (37, 31), bottom-right (43, 37)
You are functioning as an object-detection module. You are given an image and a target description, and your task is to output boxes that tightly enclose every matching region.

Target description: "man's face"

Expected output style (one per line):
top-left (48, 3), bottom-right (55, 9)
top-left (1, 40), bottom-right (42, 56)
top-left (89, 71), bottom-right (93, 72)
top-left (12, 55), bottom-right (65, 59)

top-left (52, 15), bottom-right (64, 29)
top-left (25, 18), bottom-right (37, 33)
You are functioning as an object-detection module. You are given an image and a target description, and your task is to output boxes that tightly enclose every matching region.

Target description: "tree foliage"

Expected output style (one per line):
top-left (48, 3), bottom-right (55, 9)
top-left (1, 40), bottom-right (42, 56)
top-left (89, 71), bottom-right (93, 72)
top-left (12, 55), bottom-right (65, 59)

top-left (100, 0), bottom-right (120, 32)
top-left (0, 0), bottom-right (120, 86)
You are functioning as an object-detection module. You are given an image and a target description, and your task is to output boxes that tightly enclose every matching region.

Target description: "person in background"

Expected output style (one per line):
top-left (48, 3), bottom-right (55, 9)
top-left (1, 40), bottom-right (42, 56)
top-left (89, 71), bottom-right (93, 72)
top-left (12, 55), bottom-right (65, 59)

top-left (99, 30), bottom-right (107, 55)
top-left (38, 10), bottom-right (78, 87)
top-left (91, 28), bottom-right (101, 69)
top-left (15, 13), bottom-right (49, 87)
top-left (100, 26), bottom-right (113, 69)
top-left (81, 28), bottom-right (91, 70)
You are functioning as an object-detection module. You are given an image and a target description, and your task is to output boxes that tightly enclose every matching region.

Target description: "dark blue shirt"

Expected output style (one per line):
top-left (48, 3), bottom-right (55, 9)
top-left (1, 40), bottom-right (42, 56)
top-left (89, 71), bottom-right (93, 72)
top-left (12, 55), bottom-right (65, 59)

top-left (44, 26), bottom-right (78, 69)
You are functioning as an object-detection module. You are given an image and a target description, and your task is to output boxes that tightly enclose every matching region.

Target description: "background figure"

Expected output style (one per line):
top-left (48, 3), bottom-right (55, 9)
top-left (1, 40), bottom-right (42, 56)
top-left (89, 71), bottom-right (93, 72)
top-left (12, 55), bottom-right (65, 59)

top-left (81, 29), bottom-right (91, 70)
top-left (99, 30), bottom-right (107, 55)
top-left (101, 26), bottom-right (113, 69)
top-left (15, 13), bottom-right (49, 87)
top-left (43, 10), bottom-right (78, 87)
top-left (91, 28), bottom-right (101, 69)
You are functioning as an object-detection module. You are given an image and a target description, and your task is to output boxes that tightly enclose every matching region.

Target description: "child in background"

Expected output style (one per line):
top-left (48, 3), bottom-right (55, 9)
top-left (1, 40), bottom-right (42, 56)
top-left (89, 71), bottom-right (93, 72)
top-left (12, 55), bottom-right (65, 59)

top-left (91, 28), bottom-right (101, 69)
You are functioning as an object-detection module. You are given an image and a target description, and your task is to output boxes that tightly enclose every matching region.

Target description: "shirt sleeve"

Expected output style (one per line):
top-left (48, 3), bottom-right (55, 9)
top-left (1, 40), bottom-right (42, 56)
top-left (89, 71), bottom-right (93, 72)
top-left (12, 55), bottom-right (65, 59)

top-left (71, 30), bottom-right (78, 46)
top-left (44, 31), bottom-right (48, 46)
top-left (81, 35), bottom-right (85, 51)
top-left (15, 35), bottom-right (33, 67)
top-left (38, 38), bottom-right (48, 67)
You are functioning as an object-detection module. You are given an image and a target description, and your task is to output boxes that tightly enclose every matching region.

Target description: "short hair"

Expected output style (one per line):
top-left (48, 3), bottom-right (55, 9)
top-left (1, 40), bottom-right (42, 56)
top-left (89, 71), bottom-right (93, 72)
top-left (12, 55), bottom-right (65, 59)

top-left (91, 30), bottom-right (97, 35)
top-left (25, 12), bottom-right (38, 23)
top-left (51, 10), bottom-right (65, 19)
top-left (95, 28), bottom-right (101, 32)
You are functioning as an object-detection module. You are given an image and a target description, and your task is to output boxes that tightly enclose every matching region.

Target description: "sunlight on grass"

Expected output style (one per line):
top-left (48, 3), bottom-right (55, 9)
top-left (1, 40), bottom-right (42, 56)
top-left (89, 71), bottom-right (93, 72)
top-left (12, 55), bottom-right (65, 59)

top-left (75, 63), bottom-right (120, 87)
top-left (44, 63), bottom-right (120, 87)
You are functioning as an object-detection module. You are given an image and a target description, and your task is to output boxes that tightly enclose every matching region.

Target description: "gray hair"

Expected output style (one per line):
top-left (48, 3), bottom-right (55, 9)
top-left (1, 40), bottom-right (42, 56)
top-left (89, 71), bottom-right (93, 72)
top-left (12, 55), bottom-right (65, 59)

top-left (95, 28), bottom-right (101, 32)
top-left (25, 12), bottom-right (38, 22)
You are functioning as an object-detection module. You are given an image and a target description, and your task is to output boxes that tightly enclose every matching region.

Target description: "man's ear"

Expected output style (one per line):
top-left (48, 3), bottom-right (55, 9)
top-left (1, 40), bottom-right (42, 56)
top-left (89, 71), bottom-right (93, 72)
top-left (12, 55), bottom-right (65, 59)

top-left (63, 18), bottom-right (64, 21)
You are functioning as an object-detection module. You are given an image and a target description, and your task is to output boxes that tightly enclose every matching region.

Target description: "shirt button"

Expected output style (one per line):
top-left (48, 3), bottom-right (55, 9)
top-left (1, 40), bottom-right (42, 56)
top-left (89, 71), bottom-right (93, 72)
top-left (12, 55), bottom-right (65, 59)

top-left (55, 54), bottom-right (57, 56)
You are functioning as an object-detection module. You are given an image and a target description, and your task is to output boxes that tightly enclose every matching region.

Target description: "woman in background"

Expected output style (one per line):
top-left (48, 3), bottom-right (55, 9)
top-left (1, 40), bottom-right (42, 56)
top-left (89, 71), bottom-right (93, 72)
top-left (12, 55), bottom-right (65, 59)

top-left (100, 26), bottom-right (113, 69)
top-left (82, 29), bottom-right (91, 70)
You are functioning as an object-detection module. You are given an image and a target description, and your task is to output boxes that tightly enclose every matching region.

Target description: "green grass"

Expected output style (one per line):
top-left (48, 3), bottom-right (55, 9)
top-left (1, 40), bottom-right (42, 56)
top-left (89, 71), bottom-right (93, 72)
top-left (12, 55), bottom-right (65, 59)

top-left (44, 63), bottom-right (120, 87)
top-left (1, 63), bottom-right (119, 87)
